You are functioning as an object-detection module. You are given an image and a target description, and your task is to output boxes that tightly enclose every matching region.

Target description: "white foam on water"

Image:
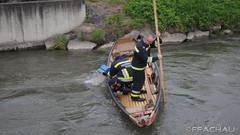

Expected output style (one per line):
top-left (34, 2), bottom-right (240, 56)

top-left (82, 71), bottom-right (106, 86)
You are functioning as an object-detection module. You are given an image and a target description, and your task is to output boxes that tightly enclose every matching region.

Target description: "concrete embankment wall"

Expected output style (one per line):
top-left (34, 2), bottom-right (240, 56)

top-left (0, 0), bottom-right (85, 46)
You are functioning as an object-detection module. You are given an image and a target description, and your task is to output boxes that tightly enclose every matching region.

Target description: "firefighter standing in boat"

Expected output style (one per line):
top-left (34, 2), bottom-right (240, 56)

top-left (131, 32), bottom-right (162, 101)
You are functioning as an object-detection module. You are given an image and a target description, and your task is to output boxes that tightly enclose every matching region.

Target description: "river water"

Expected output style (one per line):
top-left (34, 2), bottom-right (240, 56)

top-left (0, 35), bottom-right (239, 135)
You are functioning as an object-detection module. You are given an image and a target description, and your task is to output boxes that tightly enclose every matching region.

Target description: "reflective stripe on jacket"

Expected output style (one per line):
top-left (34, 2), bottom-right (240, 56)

top-left (131, 40), bottom-right (159, 70)
top-left (109, 57), bottom-right (133, 82)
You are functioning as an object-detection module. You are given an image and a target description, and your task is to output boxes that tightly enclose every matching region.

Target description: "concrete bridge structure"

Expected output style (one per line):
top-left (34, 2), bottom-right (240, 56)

top-left (0, 0), bottom-right (86, 51)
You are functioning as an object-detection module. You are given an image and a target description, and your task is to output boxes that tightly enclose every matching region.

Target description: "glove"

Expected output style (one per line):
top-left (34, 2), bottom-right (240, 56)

top-left (148, 63), bottom-right (152, 67)
top-left (102, 72), bottom-right (107, 76)
top-left (111, 84), bottom-right (119, 92)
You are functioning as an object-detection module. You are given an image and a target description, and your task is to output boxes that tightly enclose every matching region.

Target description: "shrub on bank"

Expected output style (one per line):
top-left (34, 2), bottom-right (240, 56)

top-left (47, 35), bottom-right (67, 51)
top-left (124, 0), bottom-right (240, 33)
top-left (89, 29), bottom-right (105, 45)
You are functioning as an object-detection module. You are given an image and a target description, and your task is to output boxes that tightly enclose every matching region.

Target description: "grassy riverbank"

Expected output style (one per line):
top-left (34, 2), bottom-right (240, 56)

top-left (45, 0), bottom-right (240, 50)
top-left (87, 0), bottom-right (240, 41)
top-left (125, 0), bottom-right (240, 32)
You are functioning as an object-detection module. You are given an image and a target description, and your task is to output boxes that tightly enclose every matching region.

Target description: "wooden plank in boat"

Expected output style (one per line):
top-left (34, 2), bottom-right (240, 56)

top-left (112, 45), bottom-right (135, 54)
top-left (126, 106), bottom-right (154, 114)
top-left (112, 38), bottom-right (137, 53)
top-left (118, 93), bottom-right (148, 109)
top-left (117, 75), bottom-right (157, 111)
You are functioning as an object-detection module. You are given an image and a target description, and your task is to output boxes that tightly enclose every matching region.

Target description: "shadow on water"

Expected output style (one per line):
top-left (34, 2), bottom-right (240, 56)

top-left (0, 35), bottom-right (240, 135)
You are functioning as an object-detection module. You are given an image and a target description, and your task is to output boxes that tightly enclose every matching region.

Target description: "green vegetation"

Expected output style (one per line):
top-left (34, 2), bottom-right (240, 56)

top-left (100, 0), bottom-right (240, 39)
top-left (124, 0), bottom-right (240, 33)
top-left (47, 35), bottom-right (67, 51)
top-left (78, 34), bottom-right (86, 41)
top-left (103, 13), bottom-right (126, 40)
top-left (89, 28), bottom-right (105, 45)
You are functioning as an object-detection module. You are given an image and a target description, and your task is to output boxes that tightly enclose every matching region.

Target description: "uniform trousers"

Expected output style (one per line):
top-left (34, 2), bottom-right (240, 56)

top-left (132, 69), bottom-right (145, 95)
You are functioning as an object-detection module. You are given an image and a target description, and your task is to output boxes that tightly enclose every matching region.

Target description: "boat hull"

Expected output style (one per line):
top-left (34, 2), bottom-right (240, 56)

top-left (106, 37), bottom-right (162, 127)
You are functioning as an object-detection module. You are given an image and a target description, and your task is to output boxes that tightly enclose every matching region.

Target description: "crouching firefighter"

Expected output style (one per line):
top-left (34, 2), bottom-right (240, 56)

top-left (103, 53), bottom-right (133, 95)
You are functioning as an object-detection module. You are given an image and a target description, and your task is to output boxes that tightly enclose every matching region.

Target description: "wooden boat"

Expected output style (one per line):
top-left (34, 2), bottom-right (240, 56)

top-left (106, 37), bottom-right (162, 127)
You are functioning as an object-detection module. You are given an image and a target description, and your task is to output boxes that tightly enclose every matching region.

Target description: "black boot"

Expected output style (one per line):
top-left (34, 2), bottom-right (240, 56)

top-left (122, 86), bottom-right (131, 95)
top-left (140, 90), bottom-right (147, 94)
top-left (131, 97), bottom-right (146, 101)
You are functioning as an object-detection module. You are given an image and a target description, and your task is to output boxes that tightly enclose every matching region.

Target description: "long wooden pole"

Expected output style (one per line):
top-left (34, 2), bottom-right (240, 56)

top-left (153, 0), bottom-right (166, 103)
